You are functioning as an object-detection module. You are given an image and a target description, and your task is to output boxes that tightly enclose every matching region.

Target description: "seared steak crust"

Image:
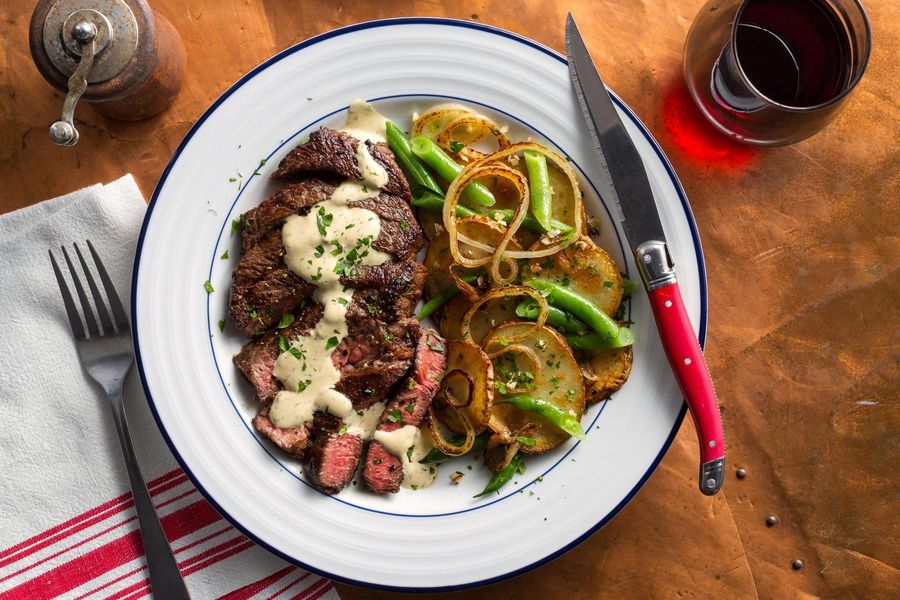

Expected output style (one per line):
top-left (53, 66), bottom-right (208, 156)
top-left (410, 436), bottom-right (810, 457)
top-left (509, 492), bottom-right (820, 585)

top-left (241, 179), bottom-right (337, 251)
top-left (272, 128), bottom-right (411, 200)
top-left (364, 329), bottom-right (447, 494)
top-left (303, 412), bottom-right (365, 495)
top-left (233, 303), bottom-right (323, 403)
top-left (228, 230), bottom-right (315, 335)
top-left (253, 403), bottom-right (311, 457)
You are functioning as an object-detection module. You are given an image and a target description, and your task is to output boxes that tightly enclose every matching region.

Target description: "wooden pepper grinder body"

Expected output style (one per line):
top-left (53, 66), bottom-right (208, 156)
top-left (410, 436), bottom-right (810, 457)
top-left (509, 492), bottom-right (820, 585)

top-left (30, 0), bottom-right (185, 143)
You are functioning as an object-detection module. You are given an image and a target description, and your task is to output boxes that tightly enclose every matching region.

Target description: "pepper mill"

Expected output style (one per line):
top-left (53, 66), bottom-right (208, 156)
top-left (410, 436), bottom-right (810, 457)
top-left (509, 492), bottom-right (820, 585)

top-left (29, 0), bottom-right (186, 146)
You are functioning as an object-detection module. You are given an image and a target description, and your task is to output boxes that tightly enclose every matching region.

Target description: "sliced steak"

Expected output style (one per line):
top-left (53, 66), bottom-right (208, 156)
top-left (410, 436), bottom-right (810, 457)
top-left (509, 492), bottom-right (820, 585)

top-left (350, 195), bottom-right (423, 260)
top-left (333, 317), bottom-right (419, 406)
top-left (253, 403), bottom-right (311, 457)
top-left (230, 195), bottom-right (422, 336)
top-left (229, 229), bottom-right (315, 335)
top-left (233, 303), bottom-right (323, 403)
top-left (343, 260), bottom-right (426, 322)
top-left (364, 329), bottom-right (447, 494)
top-left (303, 412), bottom-right (364, 495)
top-left (241, 178), bottom-right (337, 251)
top-left (272, 128), bottom-right (411, 200)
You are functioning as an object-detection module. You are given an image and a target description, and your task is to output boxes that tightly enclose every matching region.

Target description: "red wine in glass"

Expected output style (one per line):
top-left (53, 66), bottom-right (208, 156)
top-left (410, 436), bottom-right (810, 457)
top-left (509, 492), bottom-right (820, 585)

top-left (684, 0), bottom-right (870, 145)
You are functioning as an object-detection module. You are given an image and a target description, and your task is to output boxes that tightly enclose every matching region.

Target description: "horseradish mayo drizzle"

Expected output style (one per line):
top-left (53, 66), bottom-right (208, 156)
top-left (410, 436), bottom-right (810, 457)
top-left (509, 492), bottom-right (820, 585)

top-left (373, 426), bottom-right (438, 489)
top-left (269, 100), bottom-right (391, 431)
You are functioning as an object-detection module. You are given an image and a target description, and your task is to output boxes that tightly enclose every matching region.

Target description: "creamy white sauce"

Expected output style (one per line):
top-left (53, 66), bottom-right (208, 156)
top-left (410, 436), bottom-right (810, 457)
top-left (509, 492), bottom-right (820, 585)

top-left (269, 100), bottom-right (393, 432)
top-left (373, 426), bottom-right (437, 489)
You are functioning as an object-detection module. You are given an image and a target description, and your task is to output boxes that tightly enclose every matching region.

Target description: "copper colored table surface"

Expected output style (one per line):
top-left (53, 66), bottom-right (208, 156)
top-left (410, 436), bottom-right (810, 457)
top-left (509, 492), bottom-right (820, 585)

top-left (2, 1), bottom-right (898, 598)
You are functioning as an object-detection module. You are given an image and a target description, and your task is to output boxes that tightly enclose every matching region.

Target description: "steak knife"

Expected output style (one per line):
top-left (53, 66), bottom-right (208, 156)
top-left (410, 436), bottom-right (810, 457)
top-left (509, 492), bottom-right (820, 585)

top-left (565, 14), bottom-right (725, 495)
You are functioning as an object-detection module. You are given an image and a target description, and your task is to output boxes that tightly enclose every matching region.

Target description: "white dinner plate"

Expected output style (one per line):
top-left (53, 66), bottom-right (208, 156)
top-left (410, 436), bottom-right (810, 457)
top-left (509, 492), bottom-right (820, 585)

top-left (133, 18), bottom-right (706, 591)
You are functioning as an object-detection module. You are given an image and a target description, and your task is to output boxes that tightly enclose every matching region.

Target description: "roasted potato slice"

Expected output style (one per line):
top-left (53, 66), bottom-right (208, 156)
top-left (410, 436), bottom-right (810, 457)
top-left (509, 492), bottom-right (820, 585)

top-left (527, 235), bottom-right (623, 316)
top-left (582, 346), bottom-right (633, 404)
top-left (435, 340), bottom-right (494, 434)
top-left (484, 323), bottom-right (585, 453)
top-left (424, 216), bottom-right (521, 301)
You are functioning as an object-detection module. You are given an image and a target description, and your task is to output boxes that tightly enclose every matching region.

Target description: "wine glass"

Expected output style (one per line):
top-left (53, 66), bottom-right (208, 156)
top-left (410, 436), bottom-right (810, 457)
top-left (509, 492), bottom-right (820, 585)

top-left (683, 0), bottom-right (871, 146)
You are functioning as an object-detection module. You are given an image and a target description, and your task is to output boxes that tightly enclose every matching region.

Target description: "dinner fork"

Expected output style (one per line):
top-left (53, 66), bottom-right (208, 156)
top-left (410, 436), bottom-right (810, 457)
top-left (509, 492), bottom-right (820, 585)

top-left (50, 240), bottom-right (190, 600)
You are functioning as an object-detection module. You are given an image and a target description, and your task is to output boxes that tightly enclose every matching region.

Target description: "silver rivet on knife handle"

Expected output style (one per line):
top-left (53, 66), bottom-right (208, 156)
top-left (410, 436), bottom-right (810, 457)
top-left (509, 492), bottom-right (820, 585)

top-left (635, 241), bottom-right (676, 291)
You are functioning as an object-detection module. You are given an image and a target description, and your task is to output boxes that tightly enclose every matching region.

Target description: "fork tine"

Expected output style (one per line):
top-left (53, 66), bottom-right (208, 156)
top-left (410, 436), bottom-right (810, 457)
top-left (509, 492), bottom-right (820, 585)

top-left (74, 242), bottom-right (114, 334)
top-left (61, 246), bottom-right (100, 338)
top-left (49, 249), bottom-right (87, 340)
top-left (87, 240), bottom-right (129, 331)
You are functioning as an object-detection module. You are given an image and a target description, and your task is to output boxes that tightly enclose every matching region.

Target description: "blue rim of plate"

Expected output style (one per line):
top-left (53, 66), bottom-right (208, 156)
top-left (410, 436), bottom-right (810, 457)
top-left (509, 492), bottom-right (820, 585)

top-left (132, 17), bottom-right (705, 592)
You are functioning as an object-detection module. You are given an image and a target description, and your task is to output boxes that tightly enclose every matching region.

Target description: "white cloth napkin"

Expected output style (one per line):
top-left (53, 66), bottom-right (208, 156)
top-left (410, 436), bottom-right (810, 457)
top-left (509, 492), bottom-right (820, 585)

top-left (0, 176), bottom-right (338, 600)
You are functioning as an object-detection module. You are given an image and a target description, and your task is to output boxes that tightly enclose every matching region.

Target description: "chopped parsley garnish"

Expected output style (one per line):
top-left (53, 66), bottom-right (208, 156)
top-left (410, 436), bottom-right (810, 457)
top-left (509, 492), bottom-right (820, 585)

top-left (330, 241), bottom-right (344, 256)
top-left (316, 206), bottom-right (333, 236)
top-left (231, 219), bottom-right (240, 234)
top-left (297, 379), bottom-right (311, 392)
top-left (335, 297), bottom-right (349, 306)
top-left (288, 347), bottom-right (304, 361)
top-left (399, 220), bottom-right (409, 231)
top-left (367, 304), bottom-right (377, 315)
top-left (325, 336), bottom-right (339, 350)
top-left (516, 436), bottom-right (537, 447)
top-left (314, 245), bottom-right (325, 258)
top-left (406, 402), bottom-right (415, 414)
top-left (407, 379), bottom-right (416, 390)
top-left (310, 267), bottom-right (323, 281)
top-left (276, 314), bottom-right (295, 329)
top-left (387, 408), bottom-right (403, 423)
top-left (373, 458), bottom-right (382, 465)
top-left (217, 319), bottom-right (225, 332)
top-left (220, 250), bottom-right (229, 260)
top-left (603, 280), bottom-right (613, 288)
top-left (203, 280), bottom-right (214, 293)
top-left (278, 336), bottom-right (290, 354)
top-left (517, 461), bottom-right (527, 475)
top-left (449, 140), bottom-right (465, 154)
top-left (406, 445), bottom-right (415, 461)
top-left (551, 375), bottom-right (561, 389)
top-left (338, 424), bottom-right (349, 436)
top-left (228, 177), bottom-right (237, 183)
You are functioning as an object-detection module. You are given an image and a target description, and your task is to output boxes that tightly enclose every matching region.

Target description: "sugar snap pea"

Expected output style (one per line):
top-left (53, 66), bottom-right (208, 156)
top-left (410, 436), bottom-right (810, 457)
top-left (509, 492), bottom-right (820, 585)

top-left (496, 395), bottom-right (585, 440)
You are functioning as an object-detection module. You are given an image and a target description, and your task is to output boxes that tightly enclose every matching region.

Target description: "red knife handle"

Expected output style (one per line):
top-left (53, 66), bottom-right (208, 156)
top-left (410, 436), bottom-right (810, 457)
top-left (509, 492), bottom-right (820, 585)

top-left (647, 281), bottom-right (725, 495)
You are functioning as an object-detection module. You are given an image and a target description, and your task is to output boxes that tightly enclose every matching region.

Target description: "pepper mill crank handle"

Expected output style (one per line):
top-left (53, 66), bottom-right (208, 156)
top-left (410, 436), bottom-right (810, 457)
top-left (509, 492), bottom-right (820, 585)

top-left (49, 20), bottom-right (97, 146)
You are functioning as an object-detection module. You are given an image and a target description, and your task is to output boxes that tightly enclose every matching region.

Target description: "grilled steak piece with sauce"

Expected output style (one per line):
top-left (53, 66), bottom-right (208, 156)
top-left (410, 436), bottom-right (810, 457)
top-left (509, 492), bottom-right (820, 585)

top-left (240, 179), bottom-right (337, 251)
top-left (229, 192), bottom-right (423, 336)
top-left (253, 403), bottom-right (311, 457)
top-left (364, 329), bottom-right (447, 494)
top-left (272, 128), bottom-right (411, 200)
top-left (303, 412), bottom-right (365, 495)
top-left (233, 303), bottom-right (323, 403)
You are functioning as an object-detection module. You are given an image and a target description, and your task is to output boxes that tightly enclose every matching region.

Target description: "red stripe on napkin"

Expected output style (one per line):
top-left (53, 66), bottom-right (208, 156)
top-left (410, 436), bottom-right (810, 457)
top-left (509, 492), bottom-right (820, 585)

top-left (0, 470), bottom-right (183, 568)
top-left (0, 499), bottom-right (221, 599)
top-left (219, 566), bottom-right (295, 600)
top-left (292, 577), bottom-right (335, 600)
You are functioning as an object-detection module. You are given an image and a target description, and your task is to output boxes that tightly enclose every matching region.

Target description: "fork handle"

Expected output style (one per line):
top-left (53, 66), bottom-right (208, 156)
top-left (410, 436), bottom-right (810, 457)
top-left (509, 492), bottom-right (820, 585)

top-left (109, 392), bottom-right (191, 599)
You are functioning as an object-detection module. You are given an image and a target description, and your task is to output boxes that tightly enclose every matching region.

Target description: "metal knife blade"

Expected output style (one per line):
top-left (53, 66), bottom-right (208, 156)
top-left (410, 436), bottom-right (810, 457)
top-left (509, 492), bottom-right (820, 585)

top-left (565, 14), bottom-right (667, 256)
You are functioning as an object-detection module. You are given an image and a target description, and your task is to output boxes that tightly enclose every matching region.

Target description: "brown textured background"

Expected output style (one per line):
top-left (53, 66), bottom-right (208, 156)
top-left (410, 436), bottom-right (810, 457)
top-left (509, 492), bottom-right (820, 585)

top-left (2, 1), bottom-right (898, 598)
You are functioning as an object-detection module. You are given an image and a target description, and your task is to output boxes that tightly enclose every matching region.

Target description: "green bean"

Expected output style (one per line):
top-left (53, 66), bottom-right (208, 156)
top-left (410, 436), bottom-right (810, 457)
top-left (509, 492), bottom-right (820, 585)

top-left (415, 286), bottom-right (459, 321)
top-left (415, 273), bottom-right (479, 321)
top-left (566, 327), bottom-right (635, 350)
top-left (385, 122), bottom-right (443, 196)
top-left (526, 279), bottom-right (619, 340)
top-left (412, 190), bottom-right (573, 234)
top-left (474, 453), bottom-right (524, 498)
top-left (496, 396), bottom-right (586, 440)
top-left (411, 190), bottom-right (478, 218)
top-left (485, 209), bottom-right (574, 235)
top-left (410, 136), bottom-right (496, 206)
top-left (515, 300), bottom-right (588, 333)
top-left (523, 150), bottom-right (552, 231)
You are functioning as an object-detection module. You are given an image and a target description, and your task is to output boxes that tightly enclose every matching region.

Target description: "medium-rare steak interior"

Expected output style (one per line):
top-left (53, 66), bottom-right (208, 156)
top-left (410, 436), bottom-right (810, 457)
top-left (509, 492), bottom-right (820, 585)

top-left (230, 100), bottom-right (445, 495)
